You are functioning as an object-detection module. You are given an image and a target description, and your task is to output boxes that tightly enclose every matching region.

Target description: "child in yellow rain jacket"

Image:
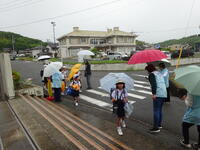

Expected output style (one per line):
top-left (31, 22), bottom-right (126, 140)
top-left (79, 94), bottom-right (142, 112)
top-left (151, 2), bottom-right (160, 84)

top-left (70, 74), bottom-right (81, 106)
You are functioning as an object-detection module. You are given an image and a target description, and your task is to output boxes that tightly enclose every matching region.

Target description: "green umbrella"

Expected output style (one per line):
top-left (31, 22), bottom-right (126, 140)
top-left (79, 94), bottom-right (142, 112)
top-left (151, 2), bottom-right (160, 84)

top-left (175, 65), bottom-right (200, 96)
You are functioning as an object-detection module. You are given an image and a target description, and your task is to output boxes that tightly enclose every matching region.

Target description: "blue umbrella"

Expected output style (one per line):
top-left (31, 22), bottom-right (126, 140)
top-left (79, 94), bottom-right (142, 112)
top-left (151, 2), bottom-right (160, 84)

top-left (100, 73), bottom-right (134, 92)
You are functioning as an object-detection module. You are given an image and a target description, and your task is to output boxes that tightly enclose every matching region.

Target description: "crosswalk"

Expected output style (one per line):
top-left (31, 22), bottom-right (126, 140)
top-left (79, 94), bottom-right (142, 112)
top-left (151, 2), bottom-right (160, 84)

top-left (76, 78), bottom-right (152, 111)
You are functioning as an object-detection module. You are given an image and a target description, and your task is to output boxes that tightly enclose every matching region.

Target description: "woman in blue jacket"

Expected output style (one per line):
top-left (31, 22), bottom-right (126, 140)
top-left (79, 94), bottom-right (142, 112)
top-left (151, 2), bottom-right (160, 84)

top-left (178, 88), bottom-right (200, 149)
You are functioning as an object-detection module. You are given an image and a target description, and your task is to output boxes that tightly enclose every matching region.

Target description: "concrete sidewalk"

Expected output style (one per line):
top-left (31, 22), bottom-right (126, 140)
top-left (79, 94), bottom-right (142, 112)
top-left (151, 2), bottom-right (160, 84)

top-left (0, 101), bottom-right (34, 150)
top-left (7, 96), bottom-right (188, 150)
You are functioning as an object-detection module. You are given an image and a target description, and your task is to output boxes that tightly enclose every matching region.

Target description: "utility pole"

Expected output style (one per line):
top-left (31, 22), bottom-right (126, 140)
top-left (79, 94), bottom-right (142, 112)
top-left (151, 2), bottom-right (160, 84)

top-left (12, 35), bottom-right (15, 52)
top-left (51, 22), bottom-right (56, 45)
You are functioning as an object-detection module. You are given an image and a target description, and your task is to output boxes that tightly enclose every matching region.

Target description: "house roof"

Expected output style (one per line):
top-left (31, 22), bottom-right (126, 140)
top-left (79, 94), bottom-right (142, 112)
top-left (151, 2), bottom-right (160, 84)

top-left (57, 28), bottom-right (137, 40)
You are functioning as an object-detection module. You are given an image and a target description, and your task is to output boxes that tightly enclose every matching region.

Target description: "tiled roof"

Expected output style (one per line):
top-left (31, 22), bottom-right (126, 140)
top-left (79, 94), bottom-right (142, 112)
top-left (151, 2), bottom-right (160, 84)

top-left (58, 29), bottom-right (136, 40)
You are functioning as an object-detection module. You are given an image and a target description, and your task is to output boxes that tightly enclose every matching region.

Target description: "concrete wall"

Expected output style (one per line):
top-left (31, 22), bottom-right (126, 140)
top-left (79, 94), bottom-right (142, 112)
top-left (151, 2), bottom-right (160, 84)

top-left (65, 57), bottom-right (200, 71)
top-left (0, 53), bottom-right (15, 100)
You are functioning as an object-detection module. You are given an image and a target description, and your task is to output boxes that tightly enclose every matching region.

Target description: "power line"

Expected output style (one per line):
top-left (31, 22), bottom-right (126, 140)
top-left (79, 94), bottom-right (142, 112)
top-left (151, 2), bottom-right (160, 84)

top-left (0, 0), bottom-right (122, 29)
top-left (0, 0), bottom-right (22, 6)
top-left (0, 0), bottom-right (36, 9)
top-left (0, 0), bottom-right (46, 12)
top-left (183, 0), bottom-right (196, 37)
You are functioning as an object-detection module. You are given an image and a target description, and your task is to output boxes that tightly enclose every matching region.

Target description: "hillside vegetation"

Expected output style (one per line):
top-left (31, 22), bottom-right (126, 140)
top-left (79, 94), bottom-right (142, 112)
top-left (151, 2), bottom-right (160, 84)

top-left (0, 31), bottom-right (46, 51)
top-left (159, 35), bottom-right (200, 48)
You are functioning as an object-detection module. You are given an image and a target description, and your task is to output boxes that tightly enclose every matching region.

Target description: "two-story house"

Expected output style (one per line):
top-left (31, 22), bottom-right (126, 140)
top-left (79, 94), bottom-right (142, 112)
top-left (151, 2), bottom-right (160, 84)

top-left (57, 27), bottom-right (137, 58)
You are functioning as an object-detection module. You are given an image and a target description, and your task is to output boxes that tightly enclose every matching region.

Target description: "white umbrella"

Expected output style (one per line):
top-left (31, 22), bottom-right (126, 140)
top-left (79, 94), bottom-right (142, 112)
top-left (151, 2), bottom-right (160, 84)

top-left (38, 55), bottom-right (51, 61)
top-left (44, 62), bottom-right (63, 77)
top-left (148, 59), bottom-right (171, 67)
top-left (77, 50), bottom-right (95, 56)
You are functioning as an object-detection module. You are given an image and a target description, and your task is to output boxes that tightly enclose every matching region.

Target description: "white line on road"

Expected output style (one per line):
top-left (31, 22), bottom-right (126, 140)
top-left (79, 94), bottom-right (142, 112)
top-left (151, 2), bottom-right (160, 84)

top-left (87, 89), bottom-right (109, 97)
top-left (132, 73), bottom-right (148, 78)
top-left (134, 84), bottom-right (151, 90)
top-left (134, 80), bottom-right (149, 85)
top-left (127, 93), bottom-right (146, 99)
top-left (91, 89), bottom-right (146, 100)
top-left (80, 94), bottom-right (112, 107)
top-left (131, 89), bottom-right (152, 95)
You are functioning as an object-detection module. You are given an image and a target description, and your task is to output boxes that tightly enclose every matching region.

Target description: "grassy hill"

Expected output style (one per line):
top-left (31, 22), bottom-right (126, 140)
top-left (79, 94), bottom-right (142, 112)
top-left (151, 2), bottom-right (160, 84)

top-left (0, 31), bottom-right (46, 51)
top-left (158, 35), bottom-right (200, 48)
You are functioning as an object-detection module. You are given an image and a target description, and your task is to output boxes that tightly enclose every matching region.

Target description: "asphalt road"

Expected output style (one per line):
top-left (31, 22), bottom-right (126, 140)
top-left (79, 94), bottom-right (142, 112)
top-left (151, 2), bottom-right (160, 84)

top-left (11, 60), bottom-right (199, 144)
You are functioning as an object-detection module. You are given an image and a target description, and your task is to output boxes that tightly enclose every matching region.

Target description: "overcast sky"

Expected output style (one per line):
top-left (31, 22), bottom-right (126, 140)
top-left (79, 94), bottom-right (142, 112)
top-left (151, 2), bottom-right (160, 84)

top-left (0, 0), bottom-right (200, 43)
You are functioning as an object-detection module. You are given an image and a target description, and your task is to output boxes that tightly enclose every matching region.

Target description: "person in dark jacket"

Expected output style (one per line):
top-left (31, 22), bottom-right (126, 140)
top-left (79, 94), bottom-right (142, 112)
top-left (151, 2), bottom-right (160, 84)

top-left (145, 64), bottom-right (167, 133)
top-left (84, 60), bottom-right (92, 89)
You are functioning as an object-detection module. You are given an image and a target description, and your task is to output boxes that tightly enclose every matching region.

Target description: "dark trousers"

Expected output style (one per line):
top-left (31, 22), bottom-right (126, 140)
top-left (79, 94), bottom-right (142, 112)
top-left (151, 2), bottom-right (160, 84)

top-left (182, 122), bottom-right (200, 145)
top-left (153, 98), bottom-right (165, 128)
top-left (86, 75), bottom-right (91, 89)
top-left (54, 88), bottom-right (61, 102)
top-left (165, 87), bottom-right (170, 102)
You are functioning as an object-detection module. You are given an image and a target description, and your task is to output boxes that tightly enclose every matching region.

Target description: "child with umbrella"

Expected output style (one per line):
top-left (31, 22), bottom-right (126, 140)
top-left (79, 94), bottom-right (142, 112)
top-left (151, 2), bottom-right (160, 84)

top-left (111, 80), bottom-right (128, 136)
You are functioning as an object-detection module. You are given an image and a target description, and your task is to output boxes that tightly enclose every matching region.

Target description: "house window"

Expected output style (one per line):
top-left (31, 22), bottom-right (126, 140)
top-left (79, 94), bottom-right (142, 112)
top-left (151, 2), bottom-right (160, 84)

top-left (81, 38), bottom-right (86, 43)
top-left (90, 39), bottom-right (98, 45)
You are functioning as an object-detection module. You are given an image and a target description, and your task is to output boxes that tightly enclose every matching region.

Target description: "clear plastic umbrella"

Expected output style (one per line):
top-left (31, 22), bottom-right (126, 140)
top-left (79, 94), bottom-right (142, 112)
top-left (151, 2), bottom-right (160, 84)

top-left (43, 62), bottom-right (63, 77)
top-left (77, 50), bottom-right (94, 56)
top-left (100, 73), bottom-right (134, 93)
top-left (175, 65), bottom-right (200, 96)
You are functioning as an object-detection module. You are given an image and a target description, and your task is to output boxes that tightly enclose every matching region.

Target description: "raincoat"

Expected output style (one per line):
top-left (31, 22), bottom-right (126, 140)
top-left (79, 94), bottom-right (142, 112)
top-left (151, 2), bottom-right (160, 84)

top-left (52, 72), bottom-right (63, 88)
top-left (183, 95), bottom-right (200, 125)
top-left (160, 68), bottom-right (169, 88)
top-left (152, 71), bottom-right (167, 98)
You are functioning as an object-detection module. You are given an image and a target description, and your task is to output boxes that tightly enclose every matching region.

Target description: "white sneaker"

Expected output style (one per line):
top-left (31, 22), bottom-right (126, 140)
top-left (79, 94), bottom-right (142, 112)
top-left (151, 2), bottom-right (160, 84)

top-left (117, 127), bottom-right (123, 136)
top-left (122, 121), bottom-right (126, 128)
top-left (75, 102), bottom-right (78, 106)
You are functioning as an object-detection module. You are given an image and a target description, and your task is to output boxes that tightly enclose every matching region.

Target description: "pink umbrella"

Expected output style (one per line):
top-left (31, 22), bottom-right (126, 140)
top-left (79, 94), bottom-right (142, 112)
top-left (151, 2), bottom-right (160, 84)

top-left (128, 49), bottom-right (167, 65)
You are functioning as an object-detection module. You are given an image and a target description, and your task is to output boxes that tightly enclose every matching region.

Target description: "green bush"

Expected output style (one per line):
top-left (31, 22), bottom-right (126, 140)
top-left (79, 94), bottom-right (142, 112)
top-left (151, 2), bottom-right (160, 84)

top-left (12, 71), bottom-right (21, 89)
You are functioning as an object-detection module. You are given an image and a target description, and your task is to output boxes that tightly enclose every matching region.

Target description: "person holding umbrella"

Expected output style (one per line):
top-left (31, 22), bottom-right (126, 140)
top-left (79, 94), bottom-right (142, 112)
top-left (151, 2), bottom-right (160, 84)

top-left (178, 88), bottom-right (200, 149)
top-left (51, 67), bottom-right (64, 102)
top-left (145, 64), bottom-right (167, 133)
top-left (159, 63), bottom-right (170, 103)
top-left (174, 65), bottom-right (200, 149)
top-left (84, 60), bottom-right (92, 89)
top-left (111, 80), bottom-right (128, 136)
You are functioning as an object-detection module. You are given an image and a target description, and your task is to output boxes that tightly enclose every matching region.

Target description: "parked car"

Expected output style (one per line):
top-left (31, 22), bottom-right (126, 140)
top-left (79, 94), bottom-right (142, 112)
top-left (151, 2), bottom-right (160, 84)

top-left (162, 51), bottom-right (171, 59)
top-left (107, 52), bottom-right (122, 60)
top-left (171, 49), bottom-right (194, 58)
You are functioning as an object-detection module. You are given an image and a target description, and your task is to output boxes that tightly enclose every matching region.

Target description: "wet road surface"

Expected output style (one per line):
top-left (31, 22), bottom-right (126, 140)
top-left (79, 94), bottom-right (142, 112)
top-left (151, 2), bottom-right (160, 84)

top-left (9, 60), bottom-right (200, 149)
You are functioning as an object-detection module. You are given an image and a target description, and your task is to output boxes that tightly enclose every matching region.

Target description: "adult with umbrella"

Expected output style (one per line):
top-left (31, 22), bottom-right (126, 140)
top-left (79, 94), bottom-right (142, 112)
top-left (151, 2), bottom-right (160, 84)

top-left (84, 60), bottom-right (92, 89)
top-left (175, 65), bottom-right (200, 149)
top-left (100, 73), bottom-right (134, 136)
top-left (44, 62), bottom-right (63, 102)
top-left (145, 64), bottom-right (167, 133)
top-left (128, 50), bottom-right (167, 133)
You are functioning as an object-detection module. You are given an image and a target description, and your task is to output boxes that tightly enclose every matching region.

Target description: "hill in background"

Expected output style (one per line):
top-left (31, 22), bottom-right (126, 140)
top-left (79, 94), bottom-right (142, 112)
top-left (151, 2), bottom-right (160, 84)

top-left (0, 31), bottom-right (46, 51)
top-left (158, 35), bottom-right (200, 48)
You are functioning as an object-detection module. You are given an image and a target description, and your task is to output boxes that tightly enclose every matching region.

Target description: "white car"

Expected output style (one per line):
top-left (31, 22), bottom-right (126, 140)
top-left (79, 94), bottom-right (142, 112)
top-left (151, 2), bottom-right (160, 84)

top-left (107, 52), bottom-right (122, 60)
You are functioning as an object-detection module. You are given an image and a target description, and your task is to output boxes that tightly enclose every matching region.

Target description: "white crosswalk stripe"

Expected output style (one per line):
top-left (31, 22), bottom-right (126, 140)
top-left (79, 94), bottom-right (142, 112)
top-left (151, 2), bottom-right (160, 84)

top-left (132, 89), bottom-right (152, 95)
top-left (89, 89), bottom-right (146, 100)
top-left (134, 80), bottom-right (149, 85)
top-left (80, 94), bottom-right (111, 107)
top-left (134, 84), bottom-right (151, 90)
top-left (87, 89), bottom-right (109, 97)
top-left (80, 94), bottom-right (136, 109)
